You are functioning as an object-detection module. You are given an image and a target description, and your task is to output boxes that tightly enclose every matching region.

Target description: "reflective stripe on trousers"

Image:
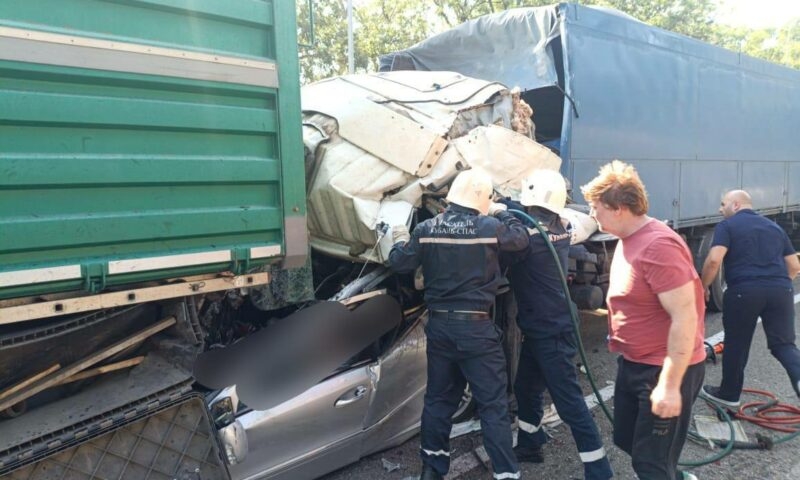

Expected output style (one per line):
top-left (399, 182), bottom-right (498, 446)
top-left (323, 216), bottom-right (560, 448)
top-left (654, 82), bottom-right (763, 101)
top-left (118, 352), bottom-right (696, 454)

top-left (518, 419), bottom-right (541, 434)
top-left (579, 447), bottom-right (607, 463)
top-left (422, 448), bottom-right (450, 457)
top-left (493, 472), bottom-right (521, 479)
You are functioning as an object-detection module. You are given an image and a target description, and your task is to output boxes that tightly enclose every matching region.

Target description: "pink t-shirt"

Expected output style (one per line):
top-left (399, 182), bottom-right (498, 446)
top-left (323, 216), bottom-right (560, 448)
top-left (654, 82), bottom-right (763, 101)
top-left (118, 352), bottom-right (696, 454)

top-left (606, 220), bottom-right (706, 366)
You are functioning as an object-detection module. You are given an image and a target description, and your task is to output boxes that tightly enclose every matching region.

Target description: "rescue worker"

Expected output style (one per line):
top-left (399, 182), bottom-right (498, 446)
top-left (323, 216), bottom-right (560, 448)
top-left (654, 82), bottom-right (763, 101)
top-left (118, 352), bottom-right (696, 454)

top-left (500, 170), bottom-right (613, 480)
top-left (389, 169), bottom-right (528, 480)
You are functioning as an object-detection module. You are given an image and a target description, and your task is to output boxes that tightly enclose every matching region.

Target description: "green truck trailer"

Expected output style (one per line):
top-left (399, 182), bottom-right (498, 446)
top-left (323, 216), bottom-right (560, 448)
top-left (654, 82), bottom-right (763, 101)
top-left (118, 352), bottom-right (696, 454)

top-left (0, 1), bottom-right (306, 477)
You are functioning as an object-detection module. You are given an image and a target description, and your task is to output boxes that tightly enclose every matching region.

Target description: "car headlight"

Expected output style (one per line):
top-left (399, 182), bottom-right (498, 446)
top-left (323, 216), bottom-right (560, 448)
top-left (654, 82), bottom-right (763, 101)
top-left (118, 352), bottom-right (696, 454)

top-left (219, 419), bottom-right (248, 465)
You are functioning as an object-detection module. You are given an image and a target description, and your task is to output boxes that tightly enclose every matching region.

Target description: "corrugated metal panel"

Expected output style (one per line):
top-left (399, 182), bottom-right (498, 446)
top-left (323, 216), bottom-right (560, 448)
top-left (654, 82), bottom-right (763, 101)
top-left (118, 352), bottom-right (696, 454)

top-left (0, 0), bottom-right (306, 299)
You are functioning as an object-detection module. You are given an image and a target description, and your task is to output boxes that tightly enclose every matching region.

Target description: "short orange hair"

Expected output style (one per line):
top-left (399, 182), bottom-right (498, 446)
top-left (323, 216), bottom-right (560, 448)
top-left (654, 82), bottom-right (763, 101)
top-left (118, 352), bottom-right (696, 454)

top-left (581, 160), bottom-right (649, 216)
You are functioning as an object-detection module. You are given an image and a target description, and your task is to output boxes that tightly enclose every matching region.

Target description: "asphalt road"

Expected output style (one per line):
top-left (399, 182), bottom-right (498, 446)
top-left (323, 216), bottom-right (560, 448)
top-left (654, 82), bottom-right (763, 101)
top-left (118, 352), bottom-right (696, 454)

top-left (321, 279), bottom-right (800, 480)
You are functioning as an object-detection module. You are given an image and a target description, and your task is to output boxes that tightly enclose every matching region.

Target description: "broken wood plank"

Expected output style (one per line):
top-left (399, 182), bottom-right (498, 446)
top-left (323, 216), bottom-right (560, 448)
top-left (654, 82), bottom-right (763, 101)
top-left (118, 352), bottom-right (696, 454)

top-left (0, 316), bottom-right (176, 412)
top-left (0, 364), bottom-right (61, 402)
top-left (57, 356), bottom-right (145, 385)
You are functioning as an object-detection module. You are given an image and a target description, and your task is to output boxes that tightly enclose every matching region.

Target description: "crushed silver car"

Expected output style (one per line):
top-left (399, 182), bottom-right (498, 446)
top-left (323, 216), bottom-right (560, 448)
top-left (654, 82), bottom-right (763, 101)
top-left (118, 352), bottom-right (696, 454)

top-left (201, 71), bottom-right (602, 480)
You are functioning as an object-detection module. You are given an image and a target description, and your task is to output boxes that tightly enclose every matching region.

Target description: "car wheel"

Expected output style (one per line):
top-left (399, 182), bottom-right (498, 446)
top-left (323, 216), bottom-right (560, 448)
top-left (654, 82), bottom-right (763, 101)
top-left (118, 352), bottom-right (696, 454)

top-left (452, 384), bottom-right (475, 422)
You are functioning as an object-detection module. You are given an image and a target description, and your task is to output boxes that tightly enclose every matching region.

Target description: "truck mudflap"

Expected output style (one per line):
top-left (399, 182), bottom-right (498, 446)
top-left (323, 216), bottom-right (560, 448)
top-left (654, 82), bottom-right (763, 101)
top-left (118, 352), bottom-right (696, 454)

top-left (1, 386), bottom-right (229, 479)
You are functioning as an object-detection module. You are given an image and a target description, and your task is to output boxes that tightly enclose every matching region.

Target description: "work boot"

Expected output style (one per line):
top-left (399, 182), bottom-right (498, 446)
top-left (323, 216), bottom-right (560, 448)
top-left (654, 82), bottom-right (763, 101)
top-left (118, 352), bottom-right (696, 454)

top-left (513, 444), bottom-right (544, 463)
top-left (419, 464), bottom-right (443, 480)
top-left (698, 385), bottom-right (740, 408)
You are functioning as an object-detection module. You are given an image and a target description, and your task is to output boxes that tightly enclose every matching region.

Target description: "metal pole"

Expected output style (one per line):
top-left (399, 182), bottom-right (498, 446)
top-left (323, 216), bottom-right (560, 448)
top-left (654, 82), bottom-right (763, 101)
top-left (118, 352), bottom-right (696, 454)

top-left (347, 0), bottom-right (354, 73)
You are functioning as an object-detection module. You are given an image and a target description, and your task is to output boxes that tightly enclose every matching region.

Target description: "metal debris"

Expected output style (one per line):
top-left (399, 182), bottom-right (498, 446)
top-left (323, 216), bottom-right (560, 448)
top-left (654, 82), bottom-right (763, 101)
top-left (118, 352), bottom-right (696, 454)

top-left (382, 458), bottom-right (401, 473)
top-left (473, 446), bottom-right (491, 471)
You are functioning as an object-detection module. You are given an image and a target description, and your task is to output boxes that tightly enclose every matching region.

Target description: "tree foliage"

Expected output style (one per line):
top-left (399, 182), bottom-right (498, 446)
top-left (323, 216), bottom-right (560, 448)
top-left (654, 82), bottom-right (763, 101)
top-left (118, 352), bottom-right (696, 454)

top-left (710, 19), bottom-right (800, 68)
top-left (588, 0), bottom-right (717, 41)
top-left (297, 0), bottom-right (432, 83)
top-left (296, 0), bottom-right (799, 84)
top-left (297, 0), bottom-right (348, 82)
top-left (355, 0), bottom-right (431, 72)
top-left (430, 0), bottom-right (717, 38)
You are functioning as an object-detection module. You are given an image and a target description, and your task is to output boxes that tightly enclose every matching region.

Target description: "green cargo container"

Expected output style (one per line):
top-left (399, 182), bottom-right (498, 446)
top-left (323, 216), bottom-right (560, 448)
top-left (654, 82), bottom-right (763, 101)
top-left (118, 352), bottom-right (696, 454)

top-left (0, 0), bottom-right (307, 300)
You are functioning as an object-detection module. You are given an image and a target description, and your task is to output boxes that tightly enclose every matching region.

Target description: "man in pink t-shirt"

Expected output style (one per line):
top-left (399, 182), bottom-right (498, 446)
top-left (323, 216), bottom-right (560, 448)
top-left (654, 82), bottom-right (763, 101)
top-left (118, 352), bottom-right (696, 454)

top-left (582, 161), bottom-right (705, 480)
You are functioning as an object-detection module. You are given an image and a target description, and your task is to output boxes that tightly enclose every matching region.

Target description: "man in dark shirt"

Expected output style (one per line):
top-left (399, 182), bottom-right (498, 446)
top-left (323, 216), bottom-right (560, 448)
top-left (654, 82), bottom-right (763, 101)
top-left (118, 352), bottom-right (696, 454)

top-left (389, 169), bottom-right (528, 480)
top-left (700, 190), bottom-right (800, 406)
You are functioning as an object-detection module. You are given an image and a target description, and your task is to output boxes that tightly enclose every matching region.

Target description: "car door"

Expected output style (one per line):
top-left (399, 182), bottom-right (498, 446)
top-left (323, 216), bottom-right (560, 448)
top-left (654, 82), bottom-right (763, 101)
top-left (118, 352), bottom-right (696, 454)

top-left (360, 309), bottom-right (428, 454)
top-left (229, 363), bottom-right (373, 480)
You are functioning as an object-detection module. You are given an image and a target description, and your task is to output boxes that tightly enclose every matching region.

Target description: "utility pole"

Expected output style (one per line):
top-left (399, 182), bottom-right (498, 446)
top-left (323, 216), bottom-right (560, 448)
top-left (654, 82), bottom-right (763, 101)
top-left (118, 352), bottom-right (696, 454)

top-left (347, 0), bottom-right (354, 74)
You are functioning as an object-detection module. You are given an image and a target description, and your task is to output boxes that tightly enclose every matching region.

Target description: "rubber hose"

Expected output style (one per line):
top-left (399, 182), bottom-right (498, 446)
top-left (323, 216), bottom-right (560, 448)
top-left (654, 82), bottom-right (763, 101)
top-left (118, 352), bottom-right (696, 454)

top-left (508, 209), bottom-right (738, 468)
top-left (508, 209), bottom-right (614, 422)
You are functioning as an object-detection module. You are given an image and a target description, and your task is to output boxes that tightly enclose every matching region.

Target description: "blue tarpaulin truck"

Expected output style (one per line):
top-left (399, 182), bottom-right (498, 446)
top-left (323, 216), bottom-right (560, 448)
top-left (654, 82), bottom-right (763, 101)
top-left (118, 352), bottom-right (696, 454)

top-left (382, 3), bottom-right (800, 311)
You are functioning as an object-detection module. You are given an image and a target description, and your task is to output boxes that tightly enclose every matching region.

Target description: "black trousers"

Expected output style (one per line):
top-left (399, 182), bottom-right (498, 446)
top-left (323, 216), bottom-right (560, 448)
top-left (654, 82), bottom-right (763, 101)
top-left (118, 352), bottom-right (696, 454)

top-left (515, 332), bottom-right (613, 479)
top-left (719, 285), bottom-right (800, 400)
top-left (613, 357), bottom-right (705, 480)
top-left (420, 312), bottom-right (519, 478)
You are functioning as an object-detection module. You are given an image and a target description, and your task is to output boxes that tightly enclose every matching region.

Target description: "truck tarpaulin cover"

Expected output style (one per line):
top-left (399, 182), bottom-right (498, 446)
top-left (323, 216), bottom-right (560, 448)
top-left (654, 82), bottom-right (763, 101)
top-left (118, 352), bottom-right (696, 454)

top-left (379, 6), bottom-right (561, 91)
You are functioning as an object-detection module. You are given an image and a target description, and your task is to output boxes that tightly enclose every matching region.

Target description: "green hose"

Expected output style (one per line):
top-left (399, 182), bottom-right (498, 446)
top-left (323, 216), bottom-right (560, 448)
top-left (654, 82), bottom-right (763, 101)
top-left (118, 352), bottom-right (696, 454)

top-left (507, 208), bottom-right (739, 468)
top-left (508, 209), bottom-right (613, 422)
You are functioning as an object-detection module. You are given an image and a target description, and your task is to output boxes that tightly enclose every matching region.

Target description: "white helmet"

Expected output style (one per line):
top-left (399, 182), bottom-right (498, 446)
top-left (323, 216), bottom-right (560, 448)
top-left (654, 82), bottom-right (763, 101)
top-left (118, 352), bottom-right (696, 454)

top-left (520, 169), bottom-right (567, 215)
top-left (446, 169), bottom-right (493, 215)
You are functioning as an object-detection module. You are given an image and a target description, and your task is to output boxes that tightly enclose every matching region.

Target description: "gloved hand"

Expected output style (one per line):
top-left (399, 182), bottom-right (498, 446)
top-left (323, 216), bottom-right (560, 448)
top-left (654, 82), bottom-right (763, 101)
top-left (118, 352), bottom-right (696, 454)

top-left (392, 224), bottom-right (410, 244)
top-left (488, 202), bottom-right (508, 216)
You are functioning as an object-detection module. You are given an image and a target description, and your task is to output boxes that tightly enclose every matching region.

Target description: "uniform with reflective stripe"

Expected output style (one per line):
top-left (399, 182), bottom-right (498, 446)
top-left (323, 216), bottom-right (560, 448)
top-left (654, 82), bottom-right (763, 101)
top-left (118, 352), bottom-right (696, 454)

top-left (389, 204), bottom-right (528, 313)
top-left (502, 202), bottom-right (613, 480)
top-left (389, 203), bottom-right (527, 478)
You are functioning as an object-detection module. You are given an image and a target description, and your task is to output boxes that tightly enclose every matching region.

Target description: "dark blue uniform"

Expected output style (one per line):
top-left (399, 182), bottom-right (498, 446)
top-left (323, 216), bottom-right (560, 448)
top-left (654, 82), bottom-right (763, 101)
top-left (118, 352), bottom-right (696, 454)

top-left (502, 202), bottom-right (613, 480)
top-left (713, 209), bottom-right (800, 400)
top-left (389, 204), bottom-right (527, 479)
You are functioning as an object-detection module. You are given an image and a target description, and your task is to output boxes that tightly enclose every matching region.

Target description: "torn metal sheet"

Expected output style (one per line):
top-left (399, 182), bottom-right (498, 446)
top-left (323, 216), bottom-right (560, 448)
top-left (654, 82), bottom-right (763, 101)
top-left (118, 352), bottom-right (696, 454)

top-left (336, 96), bottom-right (448, 177)
top-left (302, 71), bottom-right (562, 263)
top-left (453, 124), bottom-right (561, 199)
top-left (194, 295), bottom-right (403, 410)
